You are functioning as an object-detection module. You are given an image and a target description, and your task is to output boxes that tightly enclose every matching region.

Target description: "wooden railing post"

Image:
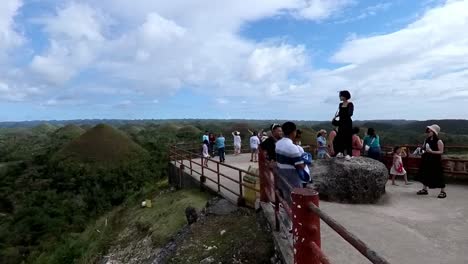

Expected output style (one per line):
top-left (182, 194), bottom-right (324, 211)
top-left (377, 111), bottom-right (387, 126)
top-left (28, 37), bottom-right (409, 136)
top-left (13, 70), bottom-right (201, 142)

top-left (189, 153), bottom-right (193, 175)
top-left (217, 162), bottom-right (221, 192)
top-left (179, 164), bottom-right (185, 189)
top-left (237, 170), bottom-right (245, 206)
top-left (292, 188), bottom-right (321, 264)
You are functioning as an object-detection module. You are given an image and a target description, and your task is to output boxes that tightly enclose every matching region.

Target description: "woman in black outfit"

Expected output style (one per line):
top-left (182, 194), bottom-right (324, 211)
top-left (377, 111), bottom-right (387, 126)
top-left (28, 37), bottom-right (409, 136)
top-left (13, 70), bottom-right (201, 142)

top-left (335, 90), bottom-right (354, 158)
top-left (416, 124), bottom-right (446, 198)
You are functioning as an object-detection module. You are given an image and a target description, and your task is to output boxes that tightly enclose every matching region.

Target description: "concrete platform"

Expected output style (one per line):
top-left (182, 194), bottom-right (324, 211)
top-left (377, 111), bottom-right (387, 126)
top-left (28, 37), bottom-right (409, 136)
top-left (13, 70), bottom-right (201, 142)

top-left (180, 153), bottom-right (468, 264)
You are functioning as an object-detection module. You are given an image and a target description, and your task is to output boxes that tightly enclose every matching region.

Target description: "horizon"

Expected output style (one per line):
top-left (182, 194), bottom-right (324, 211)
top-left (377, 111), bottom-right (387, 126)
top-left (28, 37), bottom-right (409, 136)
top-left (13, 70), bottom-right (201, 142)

top-left (2, 118), bottom-right (468, 124)
top-left (2, 1), bottom-right (468, 120)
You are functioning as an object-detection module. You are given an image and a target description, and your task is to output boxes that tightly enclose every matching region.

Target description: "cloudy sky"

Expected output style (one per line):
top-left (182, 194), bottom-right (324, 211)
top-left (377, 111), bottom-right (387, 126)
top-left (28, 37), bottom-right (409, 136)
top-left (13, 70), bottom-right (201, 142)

top-left (1, 0), bottom-right (468, 121)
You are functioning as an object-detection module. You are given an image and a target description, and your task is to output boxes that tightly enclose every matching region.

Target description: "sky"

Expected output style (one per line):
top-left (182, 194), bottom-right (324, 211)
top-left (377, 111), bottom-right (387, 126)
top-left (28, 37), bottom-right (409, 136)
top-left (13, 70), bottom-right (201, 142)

top-left (1, 0), bottom-right (468, 121)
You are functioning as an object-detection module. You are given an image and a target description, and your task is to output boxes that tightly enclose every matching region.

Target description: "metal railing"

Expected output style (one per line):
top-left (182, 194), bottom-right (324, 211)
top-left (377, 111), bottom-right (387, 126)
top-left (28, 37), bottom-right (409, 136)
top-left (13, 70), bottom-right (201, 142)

top-left (169, 144), bottom-right (259, 206)
top-left (258, 148), bottom-right (390, 264)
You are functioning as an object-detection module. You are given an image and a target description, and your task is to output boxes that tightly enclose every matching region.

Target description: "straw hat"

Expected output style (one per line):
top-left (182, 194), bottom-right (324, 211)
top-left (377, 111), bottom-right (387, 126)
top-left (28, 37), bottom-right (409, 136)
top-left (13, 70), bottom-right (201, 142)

top-left (426, 124), bottom-right (441, 135)
top-left (318, 129), bottom-right (327, 134)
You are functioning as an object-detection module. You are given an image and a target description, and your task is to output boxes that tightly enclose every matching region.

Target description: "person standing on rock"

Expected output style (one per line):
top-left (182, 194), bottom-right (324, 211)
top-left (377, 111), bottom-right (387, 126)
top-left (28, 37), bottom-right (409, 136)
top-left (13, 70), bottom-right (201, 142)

top-left (352, 127), bottom-right (364, 157)
top-left (416, 124), bottom-right (446, 198)
top-left (334, 91), bottom-right (354, 160)
top-left (216, 133), bottom-right (226, 163)
top-left (363, 128), bottom-right (381, 161)
top-left (276, 122), bottom-right (306, 203)
top-left (328, 127), bottom-right (338, 157)
top-left (260, 124), bottom-right (283, 161)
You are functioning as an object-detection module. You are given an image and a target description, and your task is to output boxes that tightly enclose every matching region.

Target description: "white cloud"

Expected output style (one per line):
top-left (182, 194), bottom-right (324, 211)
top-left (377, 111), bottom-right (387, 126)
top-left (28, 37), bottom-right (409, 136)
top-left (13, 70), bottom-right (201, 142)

top-left (246, 44), bottom-right (306, 81)
top-left (30, 2), bottom-right (106, 85)
top-left (295, 0), bottom-right (353, 20)
top-left (0, 0), bottom-right (23, 55)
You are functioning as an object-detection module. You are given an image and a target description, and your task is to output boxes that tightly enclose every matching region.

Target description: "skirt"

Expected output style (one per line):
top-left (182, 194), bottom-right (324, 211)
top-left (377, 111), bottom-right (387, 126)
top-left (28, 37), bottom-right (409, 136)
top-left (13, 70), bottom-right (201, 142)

top-left (416, 153), bottom-right (445, 188)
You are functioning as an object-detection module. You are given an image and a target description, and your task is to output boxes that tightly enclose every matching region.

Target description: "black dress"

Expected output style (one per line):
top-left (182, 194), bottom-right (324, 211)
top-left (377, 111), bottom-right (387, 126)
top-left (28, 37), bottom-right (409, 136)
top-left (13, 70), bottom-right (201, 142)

top-left (416, 137), bottom-right (445, 188)
top-left (335, 102), bottom-right (354, 156)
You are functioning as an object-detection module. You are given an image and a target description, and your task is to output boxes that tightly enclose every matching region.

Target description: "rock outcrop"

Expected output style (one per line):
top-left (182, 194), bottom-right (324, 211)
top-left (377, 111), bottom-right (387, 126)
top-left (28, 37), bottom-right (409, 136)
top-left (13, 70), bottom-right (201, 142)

top-left (310, 157), bottom-right (388, 203)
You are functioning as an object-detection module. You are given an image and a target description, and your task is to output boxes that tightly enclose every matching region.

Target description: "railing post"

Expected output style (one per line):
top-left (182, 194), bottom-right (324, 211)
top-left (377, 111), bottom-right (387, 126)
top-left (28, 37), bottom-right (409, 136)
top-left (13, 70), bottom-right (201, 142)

top-left (189, 153), bottom-right (193, 175)
top-left (178, 164), bottom-right (185, 189)
top-left (258, 148), bottom-right (269, 203)
top-left (292, 188), bottom-right (321, 264)
top-left (237, 170), bottom-right (245, 206)
top-left (217, 162), bottom-right (221, 193)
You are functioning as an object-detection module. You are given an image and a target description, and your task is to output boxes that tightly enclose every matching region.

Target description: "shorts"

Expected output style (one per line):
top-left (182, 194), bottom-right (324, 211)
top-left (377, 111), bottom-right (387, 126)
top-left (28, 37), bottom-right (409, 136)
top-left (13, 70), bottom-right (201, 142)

top-left (251, 148), bottom-right (258, 153)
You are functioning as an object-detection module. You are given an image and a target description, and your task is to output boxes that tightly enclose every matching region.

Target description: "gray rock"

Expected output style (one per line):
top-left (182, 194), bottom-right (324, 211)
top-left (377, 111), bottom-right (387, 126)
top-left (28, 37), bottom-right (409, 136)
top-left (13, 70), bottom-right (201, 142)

top-left (185, 206), bottom-right (198, 225)
top-left (206, 199), bottom-right (238, 216)
top-left (310, 157), bottom-right (388, 203)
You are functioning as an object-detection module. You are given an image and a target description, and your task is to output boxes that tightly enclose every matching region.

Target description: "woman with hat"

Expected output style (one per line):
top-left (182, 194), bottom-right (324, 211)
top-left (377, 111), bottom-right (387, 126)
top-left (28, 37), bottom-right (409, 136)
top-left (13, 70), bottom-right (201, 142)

top-left (416, 124), bottom-right (446, 198)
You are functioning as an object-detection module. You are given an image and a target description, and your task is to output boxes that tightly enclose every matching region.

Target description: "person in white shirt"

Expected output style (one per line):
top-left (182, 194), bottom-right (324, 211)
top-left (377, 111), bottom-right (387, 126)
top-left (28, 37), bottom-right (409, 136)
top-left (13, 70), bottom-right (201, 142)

top-left (202, 140), bottom-right (210, 167)
top-left (232, 131), bottom-right (241, 155)
top-left (275, 122), bottom-right (305, 203)
top-left (249, 132), bottom-right (260, 162)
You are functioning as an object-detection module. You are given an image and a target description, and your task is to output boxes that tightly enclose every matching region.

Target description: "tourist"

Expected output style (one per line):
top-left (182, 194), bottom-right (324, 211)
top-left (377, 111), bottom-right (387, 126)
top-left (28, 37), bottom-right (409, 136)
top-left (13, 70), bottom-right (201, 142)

top-left (333, 90), bottom-right (354, 160)
top-left (202, 131), bottom-right (209, 142)
top-left (209, 132), bottom-right (216, 156)
top-left (276, 121), bottom-right (306, 203)
top-left (202, 140), bottom-right (210, 167)
top-left (295, 129), bottom-right (303, 146)
top-left (390, 146), bottom-right (409, 185)
top-left (328, 127), bottom-right (338, 157)
top-left (416, 124), bottom-right (446, 198)
top-left (261, 131), bottom-right (268, 142)
top-left (316, 129), bottom-right (329, 159)
top-left (363, 128), bottom-right (381, 161)
top-left (232, 131), bottom-right (241, 155)
top-left (260, 123), bottom-right (283, 161)
top-left (295, 130), bottom-right (311, 183)
top-left (352, 127), bottom-right (364, 157)
top-left (249, 131), bottom-right (260, 162)
top-left (216, 133), bottom-right (226, 163)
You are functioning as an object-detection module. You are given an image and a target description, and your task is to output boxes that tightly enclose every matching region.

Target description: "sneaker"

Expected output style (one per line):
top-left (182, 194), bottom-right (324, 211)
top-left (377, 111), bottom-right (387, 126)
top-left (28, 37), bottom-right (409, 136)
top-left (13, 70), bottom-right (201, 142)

top-left (336, 153), bottom-right (344, 158)
top-left (345, 155), bottom-right (351, 161)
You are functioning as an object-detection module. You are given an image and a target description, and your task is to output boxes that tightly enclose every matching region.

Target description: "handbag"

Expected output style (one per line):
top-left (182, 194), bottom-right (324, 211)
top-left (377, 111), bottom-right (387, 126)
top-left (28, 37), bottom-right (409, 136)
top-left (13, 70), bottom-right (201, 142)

top-left (364, 137), bottom-right (376, 152)
top-left (331, 108), bottom-right (340, 126)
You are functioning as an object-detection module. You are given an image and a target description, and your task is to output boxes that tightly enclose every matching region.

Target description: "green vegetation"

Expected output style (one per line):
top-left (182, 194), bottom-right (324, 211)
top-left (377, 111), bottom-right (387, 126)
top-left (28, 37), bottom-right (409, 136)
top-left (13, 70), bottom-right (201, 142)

top-left (168, 211), bottom-right (274, 264)
top-left (33, 186), bottom-right (210, 264)
top-left (1, 119), bottom-right (467, 264)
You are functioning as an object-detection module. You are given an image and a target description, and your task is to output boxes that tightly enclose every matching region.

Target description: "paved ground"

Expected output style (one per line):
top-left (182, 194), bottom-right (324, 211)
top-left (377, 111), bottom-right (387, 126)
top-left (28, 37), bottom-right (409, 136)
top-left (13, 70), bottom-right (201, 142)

top-left (182, 153), bottom-right (468, 264)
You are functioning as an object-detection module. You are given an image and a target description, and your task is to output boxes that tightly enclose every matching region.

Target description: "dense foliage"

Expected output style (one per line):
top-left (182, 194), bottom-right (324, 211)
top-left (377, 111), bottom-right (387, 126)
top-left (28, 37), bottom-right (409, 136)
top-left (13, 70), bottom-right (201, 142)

top-left (0, 119), bottom-right (467, 263)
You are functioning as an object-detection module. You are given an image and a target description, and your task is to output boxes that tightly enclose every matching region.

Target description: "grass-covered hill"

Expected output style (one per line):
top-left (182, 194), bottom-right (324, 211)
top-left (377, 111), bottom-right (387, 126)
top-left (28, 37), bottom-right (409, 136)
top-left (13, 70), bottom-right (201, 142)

top-left (53, 124), bottom-right (148, 165)
top-left (53, 124), bottom-right (85, 140)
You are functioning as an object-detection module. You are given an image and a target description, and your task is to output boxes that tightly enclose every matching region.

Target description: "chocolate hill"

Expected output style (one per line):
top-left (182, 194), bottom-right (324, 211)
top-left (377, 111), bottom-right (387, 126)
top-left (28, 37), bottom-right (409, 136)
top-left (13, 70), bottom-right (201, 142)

top-left (53, 124), bottom-right (148, 164)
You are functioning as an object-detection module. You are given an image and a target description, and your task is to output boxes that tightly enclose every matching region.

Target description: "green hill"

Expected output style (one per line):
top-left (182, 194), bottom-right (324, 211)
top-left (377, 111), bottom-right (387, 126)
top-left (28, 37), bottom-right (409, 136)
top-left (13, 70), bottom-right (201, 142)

top-left (53, 124), bottom-right (148, 165)
top-left (53, 124), bottom-right (85, 140)
top-left (31, 123), bottom-right (57, 134)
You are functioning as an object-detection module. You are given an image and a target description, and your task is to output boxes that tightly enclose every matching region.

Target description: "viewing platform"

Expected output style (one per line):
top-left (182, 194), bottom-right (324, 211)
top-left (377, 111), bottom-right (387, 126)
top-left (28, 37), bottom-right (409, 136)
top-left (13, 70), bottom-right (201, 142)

top-left (170, 148), bottom-right (468, 264)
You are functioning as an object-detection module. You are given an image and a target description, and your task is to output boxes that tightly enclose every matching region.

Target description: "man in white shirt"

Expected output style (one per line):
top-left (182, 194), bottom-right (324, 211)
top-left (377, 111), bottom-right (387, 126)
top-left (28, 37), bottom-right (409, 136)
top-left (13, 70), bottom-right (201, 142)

top-left (249, 132), bottom-right (260, 162)
top-left (275, 122), bottom-right (305, 203)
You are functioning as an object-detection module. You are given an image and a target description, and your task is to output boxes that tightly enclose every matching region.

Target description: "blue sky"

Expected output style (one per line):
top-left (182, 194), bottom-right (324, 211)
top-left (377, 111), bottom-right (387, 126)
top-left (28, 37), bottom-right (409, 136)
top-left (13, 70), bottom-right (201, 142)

top-left (1, 0), bottom-right (468, 121)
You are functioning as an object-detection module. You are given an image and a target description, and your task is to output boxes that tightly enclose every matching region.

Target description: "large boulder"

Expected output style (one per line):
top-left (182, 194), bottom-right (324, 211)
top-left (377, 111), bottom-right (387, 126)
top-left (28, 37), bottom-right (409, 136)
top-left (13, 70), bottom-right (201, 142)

top-left (310, 157), bottom-right (388, 203)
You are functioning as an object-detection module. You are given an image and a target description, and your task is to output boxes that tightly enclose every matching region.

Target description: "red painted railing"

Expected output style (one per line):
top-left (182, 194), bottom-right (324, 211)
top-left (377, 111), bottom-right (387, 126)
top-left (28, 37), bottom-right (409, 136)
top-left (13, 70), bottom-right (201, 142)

top-left (169, 144), bottom-right (259, 206)
top-left (258, 149), bottom-right (390, 264)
